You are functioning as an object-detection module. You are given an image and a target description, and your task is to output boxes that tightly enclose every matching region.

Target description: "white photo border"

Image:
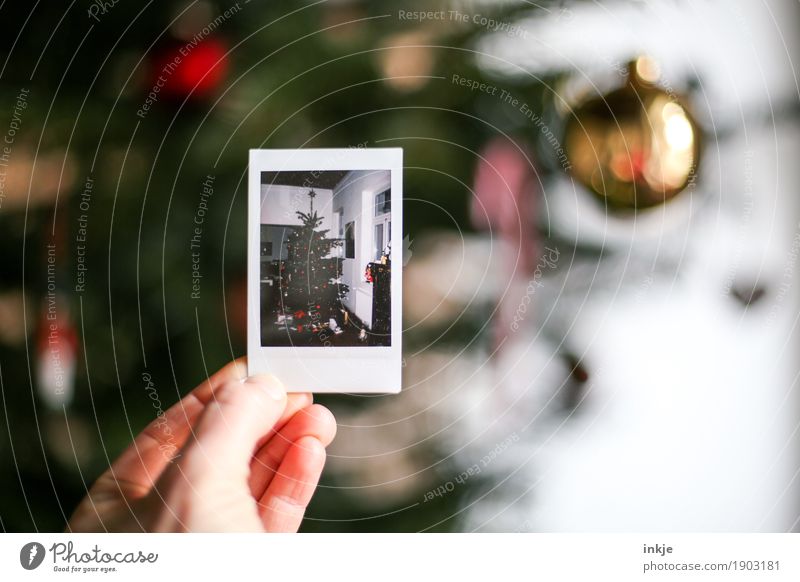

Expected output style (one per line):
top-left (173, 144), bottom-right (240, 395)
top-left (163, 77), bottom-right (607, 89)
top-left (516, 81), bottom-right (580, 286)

top-left (248, 148), bottom-right (403, 393)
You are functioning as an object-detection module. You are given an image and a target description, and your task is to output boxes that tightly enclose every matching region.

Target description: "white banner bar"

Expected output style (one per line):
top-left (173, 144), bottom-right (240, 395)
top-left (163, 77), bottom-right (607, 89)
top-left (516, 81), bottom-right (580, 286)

top-left (1, 533), bottom-right (798, 581)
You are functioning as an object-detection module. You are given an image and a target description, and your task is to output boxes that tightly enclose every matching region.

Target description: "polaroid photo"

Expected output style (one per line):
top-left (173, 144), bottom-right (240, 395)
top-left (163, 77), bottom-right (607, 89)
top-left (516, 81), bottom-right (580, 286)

top-left (248, 148), bottom-right (403, 393)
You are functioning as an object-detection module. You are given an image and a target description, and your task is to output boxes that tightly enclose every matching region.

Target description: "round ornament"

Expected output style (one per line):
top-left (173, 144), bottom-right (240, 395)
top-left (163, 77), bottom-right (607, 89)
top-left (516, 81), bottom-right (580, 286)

top-left (564, 57), bottom-right (701, 211)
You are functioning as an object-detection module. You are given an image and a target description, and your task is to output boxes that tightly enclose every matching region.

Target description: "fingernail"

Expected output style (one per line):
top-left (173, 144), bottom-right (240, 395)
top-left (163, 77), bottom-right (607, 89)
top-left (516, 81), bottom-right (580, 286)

top-left (246, 374), bottom-right (285, 400)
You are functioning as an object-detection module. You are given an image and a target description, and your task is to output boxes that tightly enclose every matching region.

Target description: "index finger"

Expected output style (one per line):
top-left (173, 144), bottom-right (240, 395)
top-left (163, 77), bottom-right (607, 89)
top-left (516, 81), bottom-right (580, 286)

top-left (93, 358), bottom-right (311, 499)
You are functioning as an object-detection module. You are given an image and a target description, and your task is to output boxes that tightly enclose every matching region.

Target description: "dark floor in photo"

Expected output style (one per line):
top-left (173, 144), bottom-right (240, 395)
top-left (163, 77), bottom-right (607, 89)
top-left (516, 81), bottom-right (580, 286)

top-left (261, 306), bottom-right (388, 347)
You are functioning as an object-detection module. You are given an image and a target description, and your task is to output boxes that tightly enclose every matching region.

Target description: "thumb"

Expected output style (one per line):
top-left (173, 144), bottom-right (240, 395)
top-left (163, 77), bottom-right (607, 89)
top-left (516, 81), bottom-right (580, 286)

top-left (170, 375), bottom-right (288, 484)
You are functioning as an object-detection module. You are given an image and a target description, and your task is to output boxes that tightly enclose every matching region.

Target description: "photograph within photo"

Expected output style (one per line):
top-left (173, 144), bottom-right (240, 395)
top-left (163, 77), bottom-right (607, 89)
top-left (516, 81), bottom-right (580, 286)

top-left (260, 169), bottom-right (392, 347)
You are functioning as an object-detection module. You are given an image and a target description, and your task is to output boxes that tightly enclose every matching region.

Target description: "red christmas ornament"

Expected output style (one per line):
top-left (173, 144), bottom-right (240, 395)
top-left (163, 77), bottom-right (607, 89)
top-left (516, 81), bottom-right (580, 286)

top-left (149, 37), bottom-right (229, 99)
top-left (36, 297), bottom-right (78, 410)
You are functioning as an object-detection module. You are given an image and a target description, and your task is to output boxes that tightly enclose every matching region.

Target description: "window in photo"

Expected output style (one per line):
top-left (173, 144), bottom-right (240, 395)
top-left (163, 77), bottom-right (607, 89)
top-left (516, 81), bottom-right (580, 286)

top-left (374, 188), bottom-right (390, 216)
top-left (344, 220), bottom-right (355, 259)
top-left (332, 208), bottom-right (344, 258)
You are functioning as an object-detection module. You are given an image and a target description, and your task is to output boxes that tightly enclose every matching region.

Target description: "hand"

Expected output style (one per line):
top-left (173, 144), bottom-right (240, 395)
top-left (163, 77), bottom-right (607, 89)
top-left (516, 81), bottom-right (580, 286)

top-left (68, 358), bottom-right (336, 532)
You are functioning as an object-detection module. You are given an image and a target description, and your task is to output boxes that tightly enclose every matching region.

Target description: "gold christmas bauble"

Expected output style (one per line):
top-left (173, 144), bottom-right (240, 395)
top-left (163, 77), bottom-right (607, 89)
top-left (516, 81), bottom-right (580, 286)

top-left (565, 57), bottom-right (701, 211)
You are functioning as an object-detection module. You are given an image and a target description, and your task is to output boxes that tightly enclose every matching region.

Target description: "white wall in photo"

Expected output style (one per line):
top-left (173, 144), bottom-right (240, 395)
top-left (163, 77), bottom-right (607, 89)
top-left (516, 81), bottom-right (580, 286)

top-left (260, 184), bottom-right (334, 230)
top-left (333, 170), bottom-right (391, 329)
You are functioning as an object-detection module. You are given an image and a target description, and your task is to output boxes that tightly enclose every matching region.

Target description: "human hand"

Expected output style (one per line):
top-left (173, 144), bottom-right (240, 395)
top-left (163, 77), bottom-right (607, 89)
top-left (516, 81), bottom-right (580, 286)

top-left (68, 358), bottom-right (336, 532)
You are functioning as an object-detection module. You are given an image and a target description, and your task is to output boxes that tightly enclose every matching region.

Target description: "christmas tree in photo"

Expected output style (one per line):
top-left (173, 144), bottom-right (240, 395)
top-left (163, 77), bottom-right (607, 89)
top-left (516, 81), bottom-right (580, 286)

top-left (278, 191), bottom-right (349, 339)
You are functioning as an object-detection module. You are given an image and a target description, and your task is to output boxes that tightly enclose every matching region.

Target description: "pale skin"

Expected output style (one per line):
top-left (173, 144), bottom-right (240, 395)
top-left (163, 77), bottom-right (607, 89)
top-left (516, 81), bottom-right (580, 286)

top-left (68, 358), bottom-right (337, 532)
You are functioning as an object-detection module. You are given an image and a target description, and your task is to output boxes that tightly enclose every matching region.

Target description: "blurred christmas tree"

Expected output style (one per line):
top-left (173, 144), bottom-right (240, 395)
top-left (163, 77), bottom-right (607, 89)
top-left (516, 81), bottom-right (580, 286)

top-left (0, 0), bottom-right (554, 532)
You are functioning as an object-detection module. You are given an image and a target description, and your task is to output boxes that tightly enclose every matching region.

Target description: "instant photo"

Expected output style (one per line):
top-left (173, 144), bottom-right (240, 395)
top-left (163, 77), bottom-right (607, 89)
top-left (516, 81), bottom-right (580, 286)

top-left (248, 149), bottom-right (402, 393)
